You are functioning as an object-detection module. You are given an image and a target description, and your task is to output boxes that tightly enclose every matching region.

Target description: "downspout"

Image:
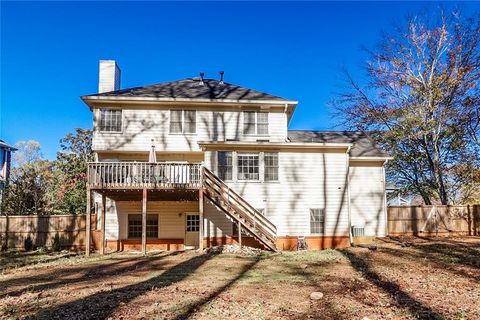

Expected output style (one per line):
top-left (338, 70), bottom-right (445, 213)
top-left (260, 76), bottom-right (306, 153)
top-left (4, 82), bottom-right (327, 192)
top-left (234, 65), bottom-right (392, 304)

top-left (382, 159), bottom-right (389, 237)
top-left (346, 146), bottom-right (353, 245)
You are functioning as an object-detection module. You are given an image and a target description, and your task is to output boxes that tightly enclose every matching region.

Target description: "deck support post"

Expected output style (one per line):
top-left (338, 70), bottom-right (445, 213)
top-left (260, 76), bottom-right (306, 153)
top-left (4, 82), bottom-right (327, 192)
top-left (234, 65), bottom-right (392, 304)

top-left (142, 188), bottom-right (147, 255)
top-left (101, 194), bottom-right (106, 255)
top-left (198, 189), bottom-right (204, 251)
top-left (85, 188), bottom-right (91, 257)
top-left (238, 221), bottom-right (242, 247)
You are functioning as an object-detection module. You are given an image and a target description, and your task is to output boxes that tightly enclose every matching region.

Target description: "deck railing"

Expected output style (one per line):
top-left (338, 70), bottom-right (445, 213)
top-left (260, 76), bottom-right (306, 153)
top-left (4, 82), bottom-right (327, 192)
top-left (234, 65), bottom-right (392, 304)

top-left (87, 162), bottom-right (202, 189)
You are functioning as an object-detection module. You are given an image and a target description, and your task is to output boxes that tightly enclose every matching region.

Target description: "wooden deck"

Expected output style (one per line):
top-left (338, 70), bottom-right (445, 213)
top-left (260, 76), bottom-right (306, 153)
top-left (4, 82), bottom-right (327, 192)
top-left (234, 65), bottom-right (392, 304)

top-left (87, 162), bottom-right (202, 190)
top-left (85, 162), bottom-right (278, 256)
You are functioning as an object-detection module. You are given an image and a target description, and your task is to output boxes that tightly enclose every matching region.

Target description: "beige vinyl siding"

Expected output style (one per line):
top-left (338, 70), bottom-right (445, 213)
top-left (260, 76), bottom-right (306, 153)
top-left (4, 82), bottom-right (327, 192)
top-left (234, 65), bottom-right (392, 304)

top-left (93, 193), bottom-right (120, 239)
top-left (102, 200), bottom-right (231, 240)
top-left (204, 150), bottom-right (350, 237)
top-left (349, 161), bottom-right (387, 237)
top-left (105, 201), bottom-right (197, 240)
top-left (93, 107), bottom-right (287, 152)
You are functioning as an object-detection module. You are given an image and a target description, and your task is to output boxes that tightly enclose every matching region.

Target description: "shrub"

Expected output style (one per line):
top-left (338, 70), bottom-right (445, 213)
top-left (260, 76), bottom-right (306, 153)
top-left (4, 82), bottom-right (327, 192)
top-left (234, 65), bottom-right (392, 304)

top-left (24, 235), bottom-right (34, 251)
top-left (52, 233), bottom-right (61, 252)
top-left (36, 245), bottom-right (48, 253)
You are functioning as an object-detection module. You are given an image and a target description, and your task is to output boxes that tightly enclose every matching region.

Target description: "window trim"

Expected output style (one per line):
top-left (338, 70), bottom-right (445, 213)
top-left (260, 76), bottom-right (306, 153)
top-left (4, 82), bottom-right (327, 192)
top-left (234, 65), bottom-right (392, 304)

top-left (243, 111), bottom-right (269, 136)
top-left (264, 152), bottom-right (279, 181)
top-left (216, 151), bottom-right (279, 183)
top-left (185, 213), bottom-right (200, 232)
top-left (310, 208), bottom-right (325, 235)
top-left (127, 214), bottom-right (159, 239)
top-left (98, 108), bottom-right (123, 133)
top-left (169, 109), bottom-right (197, 135)
top-left (217, 151), bottom-right (233, 181)
top-left (237, 152), bottom-right (260, 181)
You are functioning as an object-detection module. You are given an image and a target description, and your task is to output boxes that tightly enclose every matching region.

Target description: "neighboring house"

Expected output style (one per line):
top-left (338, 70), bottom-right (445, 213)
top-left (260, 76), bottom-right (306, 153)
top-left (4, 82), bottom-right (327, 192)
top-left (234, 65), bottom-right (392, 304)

top-left (386, 183), bottom-right (411, 206)
top-left (0, 140), bottom-right (17, 213)
top-left (81, 60), bottom-right (391, 254)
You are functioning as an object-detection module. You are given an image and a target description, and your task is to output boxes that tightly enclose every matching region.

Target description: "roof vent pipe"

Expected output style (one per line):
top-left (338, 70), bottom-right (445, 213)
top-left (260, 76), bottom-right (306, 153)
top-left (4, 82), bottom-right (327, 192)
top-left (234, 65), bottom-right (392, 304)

top-left (199, 72), bottom-right (205, 85)
top-left (219, 71), bottom-right (224, 84)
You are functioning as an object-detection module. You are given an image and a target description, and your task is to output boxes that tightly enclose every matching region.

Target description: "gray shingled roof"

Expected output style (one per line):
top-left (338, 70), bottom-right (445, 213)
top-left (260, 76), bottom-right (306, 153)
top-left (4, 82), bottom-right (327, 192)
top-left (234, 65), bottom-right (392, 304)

top-left (287, 130), bottom-right (389, 158)
top-left (86, 78), bottom-right (290, 101)
top-left (0, 140), bottom-right (17, 151)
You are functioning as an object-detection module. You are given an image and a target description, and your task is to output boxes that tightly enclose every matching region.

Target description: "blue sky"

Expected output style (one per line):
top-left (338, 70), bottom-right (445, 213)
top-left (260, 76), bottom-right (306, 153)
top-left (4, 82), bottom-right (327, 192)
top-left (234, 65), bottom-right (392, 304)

top-left (1, 1), bottom-right (478, 159)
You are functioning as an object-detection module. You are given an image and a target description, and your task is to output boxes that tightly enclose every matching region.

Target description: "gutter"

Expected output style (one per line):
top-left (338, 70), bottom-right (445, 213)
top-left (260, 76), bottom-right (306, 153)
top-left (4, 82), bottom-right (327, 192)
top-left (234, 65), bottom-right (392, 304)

top-left (345, 146), bottom-right (353, 245)
top-left (382, 158), bottom-right (389, 237)
top-left (350, 156), bottom-right (394, 161)
top-left (197, 141), bottom-right (353, 150)
top-left (81, 95), bottom-right (299, 106)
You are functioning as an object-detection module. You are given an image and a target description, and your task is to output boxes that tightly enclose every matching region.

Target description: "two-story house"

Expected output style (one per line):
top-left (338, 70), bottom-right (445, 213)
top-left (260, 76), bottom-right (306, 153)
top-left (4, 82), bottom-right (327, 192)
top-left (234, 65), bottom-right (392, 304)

top-left (81, 60), bottom-right (391, 254)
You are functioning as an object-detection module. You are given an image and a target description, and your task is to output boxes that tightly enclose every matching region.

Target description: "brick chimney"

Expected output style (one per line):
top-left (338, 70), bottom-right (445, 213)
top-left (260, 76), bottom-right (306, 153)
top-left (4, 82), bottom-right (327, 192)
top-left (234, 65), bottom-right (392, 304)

top-left (98, 60), bottom-right (121, 93)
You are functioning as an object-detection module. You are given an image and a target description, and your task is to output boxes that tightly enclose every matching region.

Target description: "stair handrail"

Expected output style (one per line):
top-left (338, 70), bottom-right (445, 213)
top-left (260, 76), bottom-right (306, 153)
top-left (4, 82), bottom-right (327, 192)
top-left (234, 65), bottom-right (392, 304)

top-left (203, 168), bottom-right (277, 232)
top-left (202, 168), bottom-right (277, 239)
top-left (203, 192), bottom-right (276, 250)
top-left (203, 168), bottom-right (277, 237)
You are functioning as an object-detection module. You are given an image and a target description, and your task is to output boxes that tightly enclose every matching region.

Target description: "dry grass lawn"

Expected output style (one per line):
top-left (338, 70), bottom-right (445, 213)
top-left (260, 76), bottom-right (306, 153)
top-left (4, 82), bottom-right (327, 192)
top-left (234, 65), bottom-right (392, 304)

top-left (1, 236), bottom-right (479, 320)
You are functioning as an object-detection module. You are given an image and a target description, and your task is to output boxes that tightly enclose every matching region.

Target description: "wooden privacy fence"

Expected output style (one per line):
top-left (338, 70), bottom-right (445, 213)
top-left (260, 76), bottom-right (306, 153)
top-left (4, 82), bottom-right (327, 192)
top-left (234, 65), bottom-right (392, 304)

top-left (388, 205), bottom-right (480, 236)
top-left (0, 214), bottom-right (96, 250)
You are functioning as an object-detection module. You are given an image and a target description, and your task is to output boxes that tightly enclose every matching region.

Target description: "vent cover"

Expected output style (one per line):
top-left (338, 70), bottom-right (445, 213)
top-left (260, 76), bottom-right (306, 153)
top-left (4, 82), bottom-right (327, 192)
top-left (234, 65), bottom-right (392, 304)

top-left (351, 226), bottom-right (365, 237)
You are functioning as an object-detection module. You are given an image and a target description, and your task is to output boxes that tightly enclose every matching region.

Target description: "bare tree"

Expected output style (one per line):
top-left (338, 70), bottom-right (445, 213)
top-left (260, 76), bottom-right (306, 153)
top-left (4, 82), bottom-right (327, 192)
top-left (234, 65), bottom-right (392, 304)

top-left (333, 10), bottom-right (480, 204)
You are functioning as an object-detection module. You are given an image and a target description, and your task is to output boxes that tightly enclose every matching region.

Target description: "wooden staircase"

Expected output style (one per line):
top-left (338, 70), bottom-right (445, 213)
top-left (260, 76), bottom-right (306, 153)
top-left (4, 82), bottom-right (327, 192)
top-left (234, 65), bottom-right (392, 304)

top-left (202, 168), bottom-right (277, 251)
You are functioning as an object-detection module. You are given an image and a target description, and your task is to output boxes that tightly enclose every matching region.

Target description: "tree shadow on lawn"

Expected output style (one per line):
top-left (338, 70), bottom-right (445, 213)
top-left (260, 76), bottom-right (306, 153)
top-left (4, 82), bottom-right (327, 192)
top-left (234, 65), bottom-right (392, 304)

top-left (0, 251), bottom-right (78, 270)
top-left (378, 246), bottom-right (480, 282)
top-left (286, 261), bottom-right (354, 320)
top-left (1, 251), bottom-right (176, 298)
top-left (26, 252), bottom-right (219, 320)
top-left (173, 256), bottom-right (262, 320)
top-left (380, 236), bottom-right (480, 271)
top-left (341, 250), bottom-right (444, 320)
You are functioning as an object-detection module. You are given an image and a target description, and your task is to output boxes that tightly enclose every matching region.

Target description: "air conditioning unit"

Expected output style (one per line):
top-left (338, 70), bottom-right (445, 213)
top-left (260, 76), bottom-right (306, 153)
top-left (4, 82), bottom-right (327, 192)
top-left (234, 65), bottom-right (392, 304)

top-left (351, 226), bottom-right (365, 237)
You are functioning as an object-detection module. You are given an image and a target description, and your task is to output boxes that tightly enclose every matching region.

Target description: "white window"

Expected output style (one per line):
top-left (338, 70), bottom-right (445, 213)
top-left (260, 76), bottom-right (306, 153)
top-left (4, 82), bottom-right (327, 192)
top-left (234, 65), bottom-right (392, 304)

top-left (170, 110), bottom-right (183, 133)
top-left (310, 209), bottom-right (325, 234)
top-left (184, 110), bottom-right (196, 133)
top-left (218, 151), bottom-right (233, 181)
top-left (170, 110), bottom-right (196, 134)
top-left (243, 111), bottom-right (268, 135)
top-left (186, 215), bottom-right (200, 232)
top-left (99, 109), bottom-right (122, 132)
top-left (257, 112), bottom-right (269, 135)
top-left (237, 153), bottom-right (259, 180)
top-left (264, 153), bottom-right (279, 181)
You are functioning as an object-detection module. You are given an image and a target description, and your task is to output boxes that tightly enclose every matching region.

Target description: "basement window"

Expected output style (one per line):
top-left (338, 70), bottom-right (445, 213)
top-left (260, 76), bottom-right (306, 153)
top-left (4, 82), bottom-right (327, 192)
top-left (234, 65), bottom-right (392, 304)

top-left (99, 109), bottom-right (122, 132)
top-left (128, 214), bottom-right (158, 238)
top-left (310, 208), bottom-right (325, 234)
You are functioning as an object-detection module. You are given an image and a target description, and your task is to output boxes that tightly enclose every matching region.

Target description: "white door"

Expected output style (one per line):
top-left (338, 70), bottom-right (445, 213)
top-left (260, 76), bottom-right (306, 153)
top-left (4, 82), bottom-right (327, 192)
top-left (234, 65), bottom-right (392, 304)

top-left (184, 213), bottom-right (200, 249)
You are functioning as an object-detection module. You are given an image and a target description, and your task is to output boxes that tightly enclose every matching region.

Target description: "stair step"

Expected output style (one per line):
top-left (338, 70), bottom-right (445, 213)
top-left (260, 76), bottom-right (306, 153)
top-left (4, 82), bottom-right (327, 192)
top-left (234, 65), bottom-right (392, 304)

top-left (204, 171), bottom-right (277, 251)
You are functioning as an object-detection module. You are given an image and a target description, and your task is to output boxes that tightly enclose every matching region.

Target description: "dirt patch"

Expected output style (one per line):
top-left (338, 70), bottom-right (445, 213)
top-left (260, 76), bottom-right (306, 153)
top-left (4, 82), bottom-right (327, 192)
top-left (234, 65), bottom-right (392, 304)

top-left (1, 237), bottom-right (479, 319)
